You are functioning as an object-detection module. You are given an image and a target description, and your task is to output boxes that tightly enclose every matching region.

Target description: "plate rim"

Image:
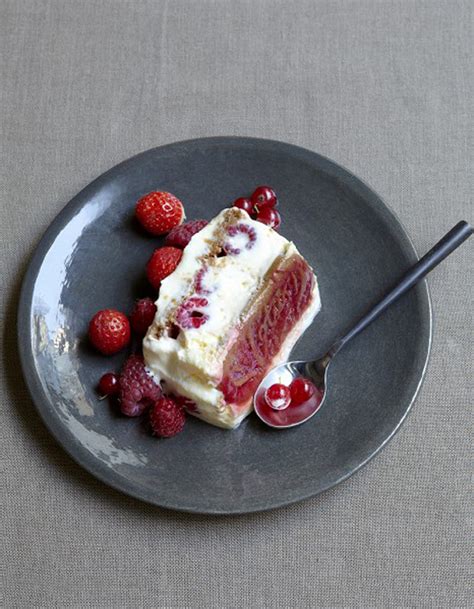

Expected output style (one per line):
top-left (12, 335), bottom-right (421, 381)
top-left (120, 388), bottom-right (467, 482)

top-left (17, 136), bottom-right (433, 514)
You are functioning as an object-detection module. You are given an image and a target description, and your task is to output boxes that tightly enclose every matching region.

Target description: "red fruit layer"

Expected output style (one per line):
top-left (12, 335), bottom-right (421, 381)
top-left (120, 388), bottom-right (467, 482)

top-left (218, 254), bottom-right (315, 407)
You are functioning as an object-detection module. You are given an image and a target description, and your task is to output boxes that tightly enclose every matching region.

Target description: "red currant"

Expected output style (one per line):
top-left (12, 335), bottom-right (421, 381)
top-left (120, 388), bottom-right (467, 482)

top-left (264, 383), bottom-right (291, 410)
top-left (98, 372), bottom-right (119, 396)
top-left (233, 197), bottom-right (254, 215)
top-left (251, 186), bottom-right (277, 210)
top-left (257, 207), bottom-right (281, 229)
top-left (289, 377), bottom-right (315, 406)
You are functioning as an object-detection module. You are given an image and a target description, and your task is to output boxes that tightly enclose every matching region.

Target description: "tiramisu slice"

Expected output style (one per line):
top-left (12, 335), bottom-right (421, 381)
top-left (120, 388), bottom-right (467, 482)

top-left (143, 208), bottom-right (321, 429)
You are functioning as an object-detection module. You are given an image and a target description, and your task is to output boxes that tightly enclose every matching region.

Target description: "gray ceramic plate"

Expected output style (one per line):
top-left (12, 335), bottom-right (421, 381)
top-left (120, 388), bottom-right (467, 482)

top-left (18, 137), bottom-right (432, 514)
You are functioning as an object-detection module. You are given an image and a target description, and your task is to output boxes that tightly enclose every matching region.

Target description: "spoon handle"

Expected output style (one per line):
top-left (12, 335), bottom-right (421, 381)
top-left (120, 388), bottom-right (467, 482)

top-left (328, 220), bottom-right (473, 357)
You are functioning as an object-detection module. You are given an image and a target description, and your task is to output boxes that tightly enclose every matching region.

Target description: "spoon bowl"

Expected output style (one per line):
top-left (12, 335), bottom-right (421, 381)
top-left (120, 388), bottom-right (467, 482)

top-left (254, 357), bottom-right (330, 429)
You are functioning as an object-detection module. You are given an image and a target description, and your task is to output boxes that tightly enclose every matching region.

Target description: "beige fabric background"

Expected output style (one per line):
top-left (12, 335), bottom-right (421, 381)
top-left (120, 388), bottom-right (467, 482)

top-left (1, 1), bottom-right (472, 607)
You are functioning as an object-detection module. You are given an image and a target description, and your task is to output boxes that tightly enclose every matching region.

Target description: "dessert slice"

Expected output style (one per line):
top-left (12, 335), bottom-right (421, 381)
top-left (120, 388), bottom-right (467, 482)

top-left (143, 207), bottom-right (321, 429)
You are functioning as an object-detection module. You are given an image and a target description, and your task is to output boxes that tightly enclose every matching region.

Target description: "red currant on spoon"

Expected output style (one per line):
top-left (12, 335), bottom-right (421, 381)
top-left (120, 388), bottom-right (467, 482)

top-left (264, 383), bottom-right (291, 410)
top-left (289, 377), bottom-right (315, 406)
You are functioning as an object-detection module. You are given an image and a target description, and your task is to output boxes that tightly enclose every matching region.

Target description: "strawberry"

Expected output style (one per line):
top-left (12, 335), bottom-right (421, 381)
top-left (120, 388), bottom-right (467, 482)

top-left (88, 309), bottom-right (131, 355)
top-left (135, 191), bottom-right (185, 235)
top-left (146, 246), bottom-right (182, 289)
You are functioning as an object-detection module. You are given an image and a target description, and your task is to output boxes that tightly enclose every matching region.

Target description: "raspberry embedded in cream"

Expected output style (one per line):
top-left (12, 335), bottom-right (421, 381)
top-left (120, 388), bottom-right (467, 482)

top-left (143, 207), bottom-right (321, 429)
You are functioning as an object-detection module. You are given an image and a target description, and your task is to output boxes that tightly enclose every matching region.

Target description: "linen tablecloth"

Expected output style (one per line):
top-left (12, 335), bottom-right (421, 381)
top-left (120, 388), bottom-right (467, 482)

top-left (1, 1), bottom-right (472, 607)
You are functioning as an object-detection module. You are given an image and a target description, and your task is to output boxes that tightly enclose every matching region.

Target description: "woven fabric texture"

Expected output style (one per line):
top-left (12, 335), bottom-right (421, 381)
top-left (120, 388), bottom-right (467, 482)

top-left (1, 1), bottom-right (472, 607)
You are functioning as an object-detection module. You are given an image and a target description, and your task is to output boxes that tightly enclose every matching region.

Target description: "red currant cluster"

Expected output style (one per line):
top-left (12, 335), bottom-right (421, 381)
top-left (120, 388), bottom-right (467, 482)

top-left (233, 185), bottom-right (281, 229)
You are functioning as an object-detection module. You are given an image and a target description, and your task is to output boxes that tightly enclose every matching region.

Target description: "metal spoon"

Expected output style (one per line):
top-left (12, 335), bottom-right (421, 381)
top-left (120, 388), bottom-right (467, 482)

top-left (254, 220), bottom-right (473, 429)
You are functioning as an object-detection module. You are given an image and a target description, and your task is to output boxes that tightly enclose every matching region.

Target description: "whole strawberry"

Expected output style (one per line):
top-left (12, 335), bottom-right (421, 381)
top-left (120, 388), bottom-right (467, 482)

top-left (165, 219), bottom-right (208, 249)
top-left (119, 354), bottom-right (162, 416)
top-left (150, 396), bottom-right (186, 437)
top-left (146, 246), bottom-right (182, 290)
top-left (130, 297), bottom-right (157, 336)
top-left (88, 309), bottom-right (131, 355)
top-left (135, 191), bottom-right (185, 235)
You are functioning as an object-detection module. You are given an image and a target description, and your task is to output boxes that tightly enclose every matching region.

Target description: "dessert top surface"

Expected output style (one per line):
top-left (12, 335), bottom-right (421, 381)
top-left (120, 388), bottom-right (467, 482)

top-left (144, 207), bottom-right (304, 376)
top-left (152, 209), bottom-right (293, 329)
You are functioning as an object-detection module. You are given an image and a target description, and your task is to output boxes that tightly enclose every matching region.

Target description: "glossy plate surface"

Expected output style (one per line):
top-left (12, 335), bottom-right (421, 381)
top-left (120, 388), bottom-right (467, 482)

top-left (18, 137), bottom-right (431, 513)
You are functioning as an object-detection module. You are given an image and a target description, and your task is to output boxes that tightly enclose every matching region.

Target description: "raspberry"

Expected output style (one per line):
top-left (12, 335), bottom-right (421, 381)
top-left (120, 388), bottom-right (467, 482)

top-left (150, 397), bottom-right (186, 438)
top-left (135, 191), bottom-right (185, 235)
top-left (194, 266), bottom-right (211, 295)
top-left (88, 309), bottom-right (131, 355)
top-left (118, 354), bottom-right (162, 417)
top-left (173, 394), bottom-right (198, 413)
top-left (176, 297), bottom-right (209, 329)
top-left (130, 298), bottom-right (157, 336)
top-left (146, 246), bottom-right (182, 290)
top-left (164, 219), bottom-right (208, 249)
top-left (224, 223), bottom-right (257, 254)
